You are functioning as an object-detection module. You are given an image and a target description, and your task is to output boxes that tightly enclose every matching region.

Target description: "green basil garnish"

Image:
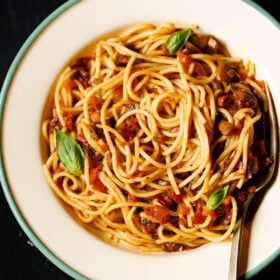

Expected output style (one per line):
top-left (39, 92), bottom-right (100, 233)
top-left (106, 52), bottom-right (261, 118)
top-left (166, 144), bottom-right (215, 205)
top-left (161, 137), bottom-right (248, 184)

top-left (164, 29), bottom-right (192, 55)
top-left (206, 185), bottom-right (229, 210)
top-left (55, 129), bottom-right (84, 176)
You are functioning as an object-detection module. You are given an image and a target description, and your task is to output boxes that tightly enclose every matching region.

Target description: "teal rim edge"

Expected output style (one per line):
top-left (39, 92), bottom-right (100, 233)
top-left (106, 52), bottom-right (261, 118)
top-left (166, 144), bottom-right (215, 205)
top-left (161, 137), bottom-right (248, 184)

top-left (244, 0), bottom-right (280, 29)
top-left (0, 1), bottom-right (279, 280)
top-left (0, 1), bottom-right (88, 280)
top-left (241, 2), bottom-right (280, 279)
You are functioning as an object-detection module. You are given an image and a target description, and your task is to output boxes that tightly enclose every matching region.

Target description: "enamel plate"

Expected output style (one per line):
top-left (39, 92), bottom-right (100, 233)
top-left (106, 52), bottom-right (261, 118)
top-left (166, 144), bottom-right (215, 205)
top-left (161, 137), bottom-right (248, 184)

top-left (1, 1), bottom-right (279, 279)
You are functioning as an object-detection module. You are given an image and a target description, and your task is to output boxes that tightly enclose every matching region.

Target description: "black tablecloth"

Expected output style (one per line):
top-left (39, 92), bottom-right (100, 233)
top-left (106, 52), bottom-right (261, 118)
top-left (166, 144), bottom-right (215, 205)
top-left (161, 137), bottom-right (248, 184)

top-left (0, 1), bottom-right (279, 279)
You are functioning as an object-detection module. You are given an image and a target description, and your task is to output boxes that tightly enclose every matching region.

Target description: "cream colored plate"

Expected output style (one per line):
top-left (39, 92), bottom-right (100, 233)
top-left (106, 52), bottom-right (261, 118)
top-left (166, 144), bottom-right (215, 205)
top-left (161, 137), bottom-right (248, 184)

top-left (1, 0), bottom-right (279, 279)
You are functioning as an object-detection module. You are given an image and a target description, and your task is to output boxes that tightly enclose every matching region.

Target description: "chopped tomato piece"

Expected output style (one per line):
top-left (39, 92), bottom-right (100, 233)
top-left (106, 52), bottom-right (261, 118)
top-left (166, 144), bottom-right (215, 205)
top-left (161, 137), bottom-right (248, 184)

top-left (154, 87), bottom-right (159, 95)
top-left (119, 127), bottom-right (136, 141)
top-left (144, 205), bottom-right (169, 225)
top-left (100, 142), bottom-right (110, 152)
top-left (193, 199), bottom-right (207, 224)
top-left (168, 189), bottom-right (184, 203)
top-left (157, 193), bottom-right (172, 208)
top-left (129, 117), bottom-right (140, 130)
top-left (116, 55), bottom-right (129, 65)
top-left (206, 210), bottom-right (217, 228)
top-left (154, 136), bottom-right (165, 145)
top-left (63, 112), bottom-right (74, 130)
top-left (119, 141), bottom-right (127, 147)
top-left (178, 203), bottom-right (190, 215)
top-left (88, 94), bottom-right (103, 110)
top-left (116, 85), bottom-right (123, 98)
top-left (132, 78), bottom-right (139, 89)
top-left (177, 49), bottom-right (192, 64)
top-left (62, 78), bottom-right (75, 91)
top-left (89, 167), bottom-right (99, 183)
top-left (193, 208), bottom-right (207, 224)
top-left (127, 193), bottom-right (140, 202)
top-left (89, 167), bottom-right (106, 192)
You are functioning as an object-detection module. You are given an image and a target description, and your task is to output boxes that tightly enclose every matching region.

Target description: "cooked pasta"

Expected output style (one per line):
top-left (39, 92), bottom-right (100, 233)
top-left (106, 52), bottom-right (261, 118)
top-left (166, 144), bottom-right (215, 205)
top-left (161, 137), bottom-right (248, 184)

top-left (42, 23), bottom-right (270, 252)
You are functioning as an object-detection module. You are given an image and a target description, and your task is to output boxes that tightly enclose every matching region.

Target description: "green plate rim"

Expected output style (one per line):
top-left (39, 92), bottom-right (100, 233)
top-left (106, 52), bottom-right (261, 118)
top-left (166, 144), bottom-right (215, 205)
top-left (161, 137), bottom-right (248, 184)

top-left (0, 1), bottom-right (279, 279)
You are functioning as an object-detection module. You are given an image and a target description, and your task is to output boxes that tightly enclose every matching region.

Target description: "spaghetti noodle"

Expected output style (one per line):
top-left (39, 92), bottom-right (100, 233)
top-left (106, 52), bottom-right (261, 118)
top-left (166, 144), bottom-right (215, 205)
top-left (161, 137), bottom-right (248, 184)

top-left (42, 23), bottom-right (270, 252)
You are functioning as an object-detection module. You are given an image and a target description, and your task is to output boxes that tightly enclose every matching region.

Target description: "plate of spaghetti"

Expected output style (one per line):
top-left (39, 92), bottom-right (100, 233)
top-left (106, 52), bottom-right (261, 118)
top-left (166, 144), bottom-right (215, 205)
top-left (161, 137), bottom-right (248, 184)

top-left (1, 1), bottom-right (280, 280)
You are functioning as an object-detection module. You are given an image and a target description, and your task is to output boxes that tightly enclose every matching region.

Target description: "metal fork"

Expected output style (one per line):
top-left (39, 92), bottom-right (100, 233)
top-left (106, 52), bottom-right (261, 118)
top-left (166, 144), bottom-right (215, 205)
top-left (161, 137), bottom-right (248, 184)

top-left (228, 83), bottom-right (278, 280)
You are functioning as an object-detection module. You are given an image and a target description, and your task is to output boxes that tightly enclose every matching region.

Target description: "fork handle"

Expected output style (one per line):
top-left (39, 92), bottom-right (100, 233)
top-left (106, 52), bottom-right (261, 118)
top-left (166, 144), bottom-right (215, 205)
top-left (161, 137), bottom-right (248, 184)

top-left (228, 192), bottom-right (254, 280)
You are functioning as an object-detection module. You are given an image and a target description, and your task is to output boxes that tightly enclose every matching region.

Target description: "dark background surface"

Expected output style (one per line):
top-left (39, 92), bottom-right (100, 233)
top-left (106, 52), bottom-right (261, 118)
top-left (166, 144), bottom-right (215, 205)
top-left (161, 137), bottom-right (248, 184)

top-left (0, 1), bottom-right (279, 279)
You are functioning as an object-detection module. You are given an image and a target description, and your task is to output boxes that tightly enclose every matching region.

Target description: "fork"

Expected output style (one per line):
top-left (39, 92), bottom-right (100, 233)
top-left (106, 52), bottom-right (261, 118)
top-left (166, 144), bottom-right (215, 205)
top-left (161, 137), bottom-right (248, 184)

top-left (228, 83), bottom-right (278, 280)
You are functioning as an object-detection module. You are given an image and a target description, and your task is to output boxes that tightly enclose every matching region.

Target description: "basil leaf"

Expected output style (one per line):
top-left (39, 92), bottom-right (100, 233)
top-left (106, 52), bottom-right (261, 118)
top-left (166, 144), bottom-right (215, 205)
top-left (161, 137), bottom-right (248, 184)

top-left (164, 29), bottom-right (192, 55)
top-left (55, 129), bottom-right (84, 176)
top-left (206, 185), bottom-right (229, 210)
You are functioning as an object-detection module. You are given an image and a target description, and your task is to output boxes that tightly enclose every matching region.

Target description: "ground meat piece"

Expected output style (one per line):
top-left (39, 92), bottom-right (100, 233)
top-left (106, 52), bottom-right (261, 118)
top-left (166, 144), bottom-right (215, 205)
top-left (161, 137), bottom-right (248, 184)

top-left (215, 204), bottom-right (232, 225)
top-left (163, 242), bottom-right (184, 252)
top-left (216, 61), bottom-right (240, 83)
top-left (232, 88), bottom-right (258, 110)
top-left (116, 54), bottom-right (129, 66)
top-left (144, 205), bottom-right (170, 225)
top-left (71, 57), bottom-right (92, 88)
top-left (185, 41), bottom-right (202, 53)
top-left (247, 154), bottom-right (259, 179)
top-left (189, 33), bottom-right (220, 53)
top-left (190, 33), bottom-right (209, 49)
top-left (139, 217), bottom-right (158, 236)
top-left (216, 94), bottom-right (233, 108)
